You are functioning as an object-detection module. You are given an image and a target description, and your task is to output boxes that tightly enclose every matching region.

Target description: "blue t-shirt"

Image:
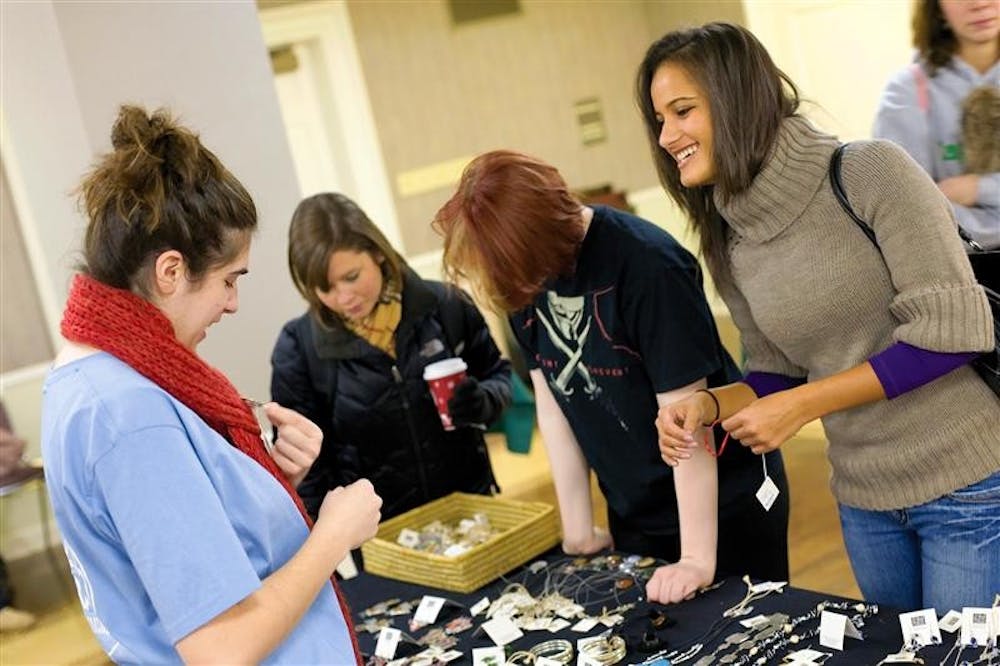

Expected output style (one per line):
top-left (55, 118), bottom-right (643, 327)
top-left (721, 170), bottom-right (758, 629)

top-left (510, 205), bottom-right (764, 534)
top-left (41, 352), bottom-right (354, 664)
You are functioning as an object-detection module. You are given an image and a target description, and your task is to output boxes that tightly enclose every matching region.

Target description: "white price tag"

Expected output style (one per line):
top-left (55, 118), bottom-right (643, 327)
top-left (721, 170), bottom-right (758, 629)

top-left (413, 596), bottom-right (446, 625)
top-left (396, 528), bottom-right (420, 548)
top-left (784, 648), bottom-right (832, 665)
top-left (819, 610), bottom-right (861, 651)
top-left (880, 650), bottom-right (923, 663)
top-left (472, 646), bottom-right (506, 666)
top-left (480, 616), bottom-right (524, 646)
top-left (756, 475), bottom-right (780, 511)
top-left (374, 627), bottom-right (401, 659)
top-left (960, 607), bottom-right (993, 647)
top-left (335, 552), bottom-right (359, 579)
top-left (571, 617), bottom-right (599, 632)
top-left (899, 608), bottom-right (941, 647)
top-left (939, 609), bottom-right (962, 633)
top-left (536, 658), bottom-right (562, 666)
top-left (470, 597), bottom-right (490, 617)
top-left (548, 618), bottom-right (571, 633)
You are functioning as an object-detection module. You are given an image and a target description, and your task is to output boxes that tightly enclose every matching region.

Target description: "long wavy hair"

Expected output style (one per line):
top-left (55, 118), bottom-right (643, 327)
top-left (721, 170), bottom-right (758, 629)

top-left (635, 23), bottom-right (800, 290)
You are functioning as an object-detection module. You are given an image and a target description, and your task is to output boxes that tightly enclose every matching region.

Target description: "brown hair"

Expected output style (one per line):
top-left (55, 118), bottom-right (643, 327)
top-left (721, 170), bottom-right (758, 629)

top-left (77, 105), bottom-right (256, 296)
top-left (635, 22), bottom-right (799, 289)
top-left (912, 0), bottom-right (957, 74)
top-left (287, 192), bottom-right (403, 327)
top-left (433, 150), bottom-right (584, 313)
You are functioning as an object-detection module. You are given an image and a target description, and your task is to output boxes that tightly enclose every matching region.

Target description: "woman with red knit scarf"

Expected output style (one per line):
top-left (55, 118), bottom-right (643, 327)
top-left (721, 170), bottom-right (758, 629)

top-left (41, 105), bottom-right (381, 664)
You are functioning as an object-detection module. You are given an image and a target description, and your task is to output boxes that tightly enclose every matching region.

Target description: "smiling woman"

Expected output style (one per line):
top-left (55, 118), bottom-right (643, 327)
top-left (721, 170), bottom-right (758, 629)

top-left (41, 105), bottom-right (382, 664)
top-left (637, 22), bottom-right (1000, 613)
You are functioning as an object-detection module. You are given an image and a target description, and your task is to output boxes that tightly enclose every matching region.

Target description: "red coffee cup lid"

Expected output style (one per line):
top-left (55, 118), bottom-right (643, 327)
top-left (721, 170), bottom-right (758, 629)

top-left (423, 357), bottom-right (467, 380)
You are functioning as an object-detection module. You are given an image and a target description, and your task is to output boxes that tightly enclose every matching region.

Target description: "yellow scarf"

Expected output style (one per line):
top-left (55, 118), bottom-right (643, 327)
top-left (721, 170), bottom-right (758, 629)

top-left (344, 285), bottom-right (402, 358)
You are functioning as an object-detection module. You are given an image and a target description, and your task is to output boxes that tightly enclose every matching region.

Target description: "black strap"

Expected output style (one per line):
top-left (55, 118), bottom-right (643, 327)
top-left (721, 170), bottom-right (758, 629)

top-left (831, 143), bottom-right (985, 252)
top-left (829, 144), bottom-right (878, 248)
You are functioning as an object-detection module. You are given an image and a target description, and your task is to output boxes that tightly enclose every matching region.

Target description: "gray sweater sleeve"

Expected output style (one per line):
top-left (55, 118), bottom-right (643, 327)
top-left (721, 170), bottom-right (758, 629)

top-left (841, 141), bottom-right (994, 352)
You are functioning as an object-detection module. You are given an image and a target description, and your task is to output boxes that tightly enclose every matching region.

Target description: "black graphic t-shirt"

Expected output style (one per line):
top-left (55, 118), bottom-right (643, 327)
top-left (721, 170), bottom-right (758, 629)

top-left (510, 205), bottom-right (763, 534)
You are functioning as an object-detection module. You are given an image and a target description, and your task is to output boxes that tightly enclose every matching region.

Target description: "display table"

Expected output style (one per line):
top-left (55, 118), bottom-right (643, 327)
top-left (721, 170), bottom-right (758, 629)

top-left (341, 550), bottom-right (958, 665)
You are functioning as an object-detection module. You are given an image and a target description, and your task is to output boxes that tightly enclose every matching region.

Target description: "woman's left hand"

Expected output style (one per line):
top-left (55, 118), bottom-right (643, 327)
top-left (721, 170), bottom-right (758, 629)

top-left (263, 403), bottom-right (322, 485)
top-left (721, 390), bottom-right (809, 455)
top-left (645, 558), bottom-right (714, 604)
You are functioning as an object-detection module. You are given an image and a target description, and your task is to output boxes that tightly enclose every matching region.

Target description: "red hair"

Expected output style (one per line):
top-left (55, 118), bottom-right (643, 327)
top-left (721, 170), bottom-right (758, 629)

top-left (433, 150), bottom-right (584, 313)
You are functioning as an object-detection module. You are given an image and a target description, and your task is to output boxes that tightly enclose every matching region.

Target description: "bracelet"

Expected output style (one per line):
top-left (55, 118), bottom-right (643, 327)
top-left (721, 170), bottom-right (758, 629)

top-left (529, 638), bottom-right (574, 664)
top-left (580, 636), bottom-right (627, 665)
top-left (695, 389), bottom-right (720, 426)
top-left (506, 650), bottom-right (535, 665)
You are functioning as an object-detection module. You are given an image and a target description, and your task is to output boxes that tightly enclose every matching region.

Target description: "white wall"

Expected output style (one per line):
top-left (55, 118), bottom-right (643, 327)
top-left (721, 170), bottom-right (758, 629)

top-left (2, 0), bottom-right (305, 402)
top-left (1, 0), bottom-right (306, 557)
top-left (744, 0), bottom-right (912, 140)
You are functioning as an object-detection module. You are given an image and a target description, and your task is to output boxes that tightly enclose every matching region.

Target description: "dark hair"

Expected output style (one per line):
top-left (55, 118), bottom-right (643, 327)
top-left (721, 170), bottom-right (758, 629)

top-left (635, 22), bottom-right (800, 289)
top-left (287, 192), bottom-right (403, 327)
top-left (912, 0), bottom-right (956, 74)
top-left (433, 150), bottom-right (584, 313)
top-left (77, 105), bottom-right (257, 295)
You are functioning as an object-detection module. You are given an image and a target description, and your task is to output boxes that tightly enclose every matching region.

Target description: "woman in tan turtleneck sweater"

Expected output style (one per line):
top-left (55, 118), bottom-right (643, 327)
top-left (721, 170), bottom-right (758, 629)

top-left (637, 22), bottom-right (1000, 613)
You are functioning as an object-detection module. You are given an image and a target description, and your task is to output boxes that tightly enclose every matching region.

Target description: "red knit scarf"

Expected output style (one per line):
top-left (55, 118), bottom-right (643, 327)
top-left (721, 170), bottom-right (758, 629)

top-left (61, 274), bottom-right (362, 663)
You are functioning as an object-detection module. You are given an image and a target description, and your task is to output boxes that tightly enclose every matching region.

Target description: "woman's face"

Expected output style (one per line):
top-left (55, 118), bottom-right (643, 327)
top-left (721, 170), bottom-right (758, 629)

top-left (316, 249), bottom-right (385, 322)
top-left (940, 0), bottom-right (1000, 47)
top-left (649, 61), bottom-right (717, 188)
top-left (161, 241), bottom-right (250, 351)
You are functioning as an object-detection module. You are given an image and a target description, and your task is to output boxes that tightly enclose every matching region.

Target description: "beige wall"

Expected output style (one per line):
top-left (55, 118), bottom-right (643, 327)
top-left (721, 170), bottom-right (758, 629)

top-left (346, 0), bottom-right (746, 256)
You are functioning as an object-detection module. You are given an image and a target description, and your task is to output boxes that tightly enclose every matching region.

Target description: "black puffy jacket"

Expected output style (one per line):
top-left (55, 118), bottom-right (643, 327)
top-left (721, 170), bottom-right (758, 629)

top-left (270, 269), bottom-right (512, 520)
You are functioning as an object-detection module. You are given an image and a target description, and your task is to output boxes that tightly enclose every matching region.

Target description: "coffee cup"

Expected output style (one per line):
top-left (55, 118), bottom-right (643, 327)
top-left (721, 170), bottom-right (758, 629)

top-left (423, 358), bottom-right (468, 431)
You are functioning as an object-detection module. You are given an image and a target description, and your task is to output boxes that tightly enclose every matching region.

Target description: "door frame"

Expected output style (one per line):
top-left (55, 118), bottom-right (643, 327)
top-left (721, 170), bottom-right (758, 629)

top-left (258, 1), bottom-right (402, 249)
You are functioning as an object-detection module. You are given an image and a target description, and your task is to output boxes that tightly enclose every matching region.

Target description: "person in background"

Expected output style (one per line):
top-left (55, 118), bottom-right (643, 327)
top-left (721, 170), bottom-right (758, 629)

top-left (41, 105), bottom-right (381, 664)
top-left (433, 150), bottom-right (789, 604)
top-left (0, 403), bottom-right (38, 633)
top-left (272, 193), bottom-right (511, 524)
top-left (873, 0), bottom-right (1000, 249)
top-left (641, 22), bottom-right (1000, 612)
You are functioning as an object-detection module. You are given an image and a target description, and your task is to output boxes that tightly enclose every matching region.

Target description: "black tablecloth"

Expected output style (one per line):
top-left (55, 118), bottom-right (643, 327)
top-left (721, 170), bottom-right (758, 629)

top-left (341, 550), bottom-right (958, 665)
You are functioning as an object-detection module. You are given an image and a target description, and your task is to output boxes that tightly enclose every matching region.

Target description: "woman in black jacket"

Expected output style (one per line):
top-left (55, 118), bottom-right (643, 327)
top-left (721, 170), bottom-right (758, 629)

top-left (271, 193), bottom-right (512, 522)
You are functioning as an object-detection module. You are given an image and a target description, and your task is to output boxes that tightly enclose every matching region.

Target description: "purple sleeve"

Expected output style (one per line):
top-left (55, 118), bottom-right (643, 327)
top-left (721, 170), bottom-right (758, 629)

top-left (743, 371), bottom-right (806, 397)
top-left (869, 342), bottom-right (979, 399)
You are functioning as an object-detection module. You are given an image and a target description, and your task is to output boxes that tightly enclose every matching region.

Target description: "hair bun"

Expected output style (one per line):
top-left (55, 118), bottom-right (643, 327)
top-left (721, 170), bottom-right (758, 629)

top-left (110, 104), bottom-right (170, 151)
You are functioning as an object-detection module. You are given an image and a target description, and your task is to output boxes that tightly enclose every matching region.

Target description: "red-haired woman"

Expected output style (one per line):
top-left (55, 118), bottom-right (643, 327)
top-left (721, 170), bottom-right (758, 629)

top-left (434, 150), bottom-right (789, 604)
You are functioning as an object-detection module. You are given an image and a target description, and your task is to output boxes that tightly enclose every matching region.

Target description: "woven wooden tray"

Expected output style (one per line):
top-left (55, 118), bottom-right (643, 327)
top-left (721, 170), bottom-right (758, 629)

top-left (361, 492), bottom-right (560, 593)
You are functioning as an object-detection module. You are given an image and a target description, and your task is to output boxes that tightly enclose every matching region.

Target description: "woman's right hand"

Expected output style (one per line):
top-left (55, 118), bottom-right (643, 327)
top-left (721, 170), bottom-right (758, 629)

top-left (656, 393), bottom-right (711, 467)
top-left (316, 479), bottom-right (382, 550)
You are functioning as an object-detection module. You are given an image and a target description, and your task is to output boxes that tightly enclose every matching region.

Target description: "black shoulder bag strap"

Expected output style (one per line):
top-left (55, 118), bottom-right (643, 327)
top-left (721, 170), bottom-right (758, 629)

top-left (829, 144), bottom-right (876, 246)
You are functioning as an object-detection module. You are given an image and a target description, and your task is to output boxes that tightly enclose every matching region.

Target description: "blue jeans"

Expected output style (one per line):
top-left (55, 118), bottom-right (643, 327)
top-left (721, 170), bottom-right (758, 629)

top-left (838, 469), bottom-right (1000, 612)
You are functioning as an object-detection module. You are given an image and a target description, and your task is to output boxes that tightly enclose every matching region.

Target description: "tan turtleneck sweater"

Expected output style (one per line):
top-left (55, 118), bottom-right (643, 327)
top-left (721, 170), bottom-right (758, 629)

top-left (714, 116), bottom-right (1000, 511)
